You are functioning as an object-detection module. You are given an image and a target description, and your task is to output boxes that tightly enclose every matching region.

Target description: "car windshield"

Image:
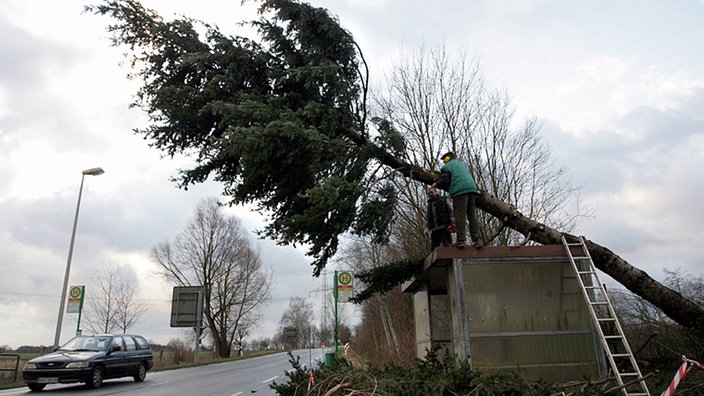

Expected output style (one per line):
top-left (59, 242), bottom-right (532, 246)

top-left (58, 336), bottom-right (111, 352)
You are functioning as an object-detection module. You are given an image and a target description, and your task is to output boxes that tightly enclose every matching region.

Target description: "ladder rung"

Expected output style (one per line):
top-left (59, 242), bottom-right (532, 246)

top-left (584, 285), bottom-right (601, 289)
top-left (578, 270), bottom-right (596, 274)
top-left (618, 372), bottom-right (640, 376)
top-left (604, 335), bottom-right (624, 339)
top-left (612, 353), bottom-right (632, 357)
top-left (571, 256), bottom-right (589, 260)
top-left (587, 300), bottom-right (608, 305)
top-left (597, 317), bottom-right (616, 322)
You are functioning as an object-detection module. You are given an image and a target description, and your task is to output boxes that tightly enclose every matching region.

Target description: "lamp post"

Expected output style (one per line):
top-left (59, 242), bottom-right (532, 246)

top-left (53, 167), bottom-right (104, 348)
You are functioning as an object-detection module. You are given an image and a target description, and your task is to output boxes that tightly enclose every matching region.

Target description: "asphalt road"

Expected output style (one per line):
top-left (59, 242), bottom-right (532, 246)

top-left (1, 349), bottom-right (325, 396)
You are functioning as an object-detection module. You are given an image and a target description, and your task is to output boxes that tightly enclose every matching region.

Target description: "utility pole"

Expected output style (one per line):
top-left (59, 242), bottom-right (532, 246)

top-left (308, 270), bottom-right (333, 346)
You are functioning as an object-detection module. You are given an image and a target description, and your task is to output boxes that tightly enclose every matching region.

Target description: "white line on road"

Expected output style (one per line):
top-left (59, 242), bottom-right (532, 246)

top-left (262, 375), bottom-right (279, 383)
top-left (230, 392), bottom-right (243, 396)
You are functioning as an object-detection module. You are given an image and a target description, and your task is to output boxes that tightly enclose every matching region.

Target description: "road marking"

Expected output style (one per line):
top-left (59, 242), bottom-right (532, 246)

top-left (262, 375), bottom-right (279, 383)
top-left (230, 393), bottom-right (243, 396)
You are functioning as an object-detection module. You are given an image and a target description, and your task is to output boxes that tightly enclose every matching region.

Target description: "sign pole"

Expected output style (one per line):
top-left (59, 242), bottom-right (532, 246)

top-left (334, 271), bottom-right (339, 360)
top-left (75, 286), bottom-right (85, 336)
top-left (194, 288), bottom-right (203, 363)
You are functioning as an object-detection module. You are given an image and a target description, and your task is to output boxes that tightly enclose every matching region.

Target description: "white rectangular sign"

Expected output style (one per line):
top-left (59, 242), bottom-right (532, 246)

top-left (66, 285), bottom-right (84, 314)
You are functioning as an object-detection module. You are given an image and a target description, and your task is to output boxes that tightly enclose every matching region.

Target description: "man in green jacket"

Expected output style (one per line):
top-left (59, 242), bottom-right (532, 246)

top-left (432, 152), bottom-right (483, 248)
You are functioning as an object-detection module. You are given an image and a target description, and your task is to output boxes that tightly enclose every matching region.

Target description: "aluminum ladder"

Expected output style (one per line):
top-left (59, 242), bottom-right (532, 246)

top-left (562, 236), bottom-right (650, 396)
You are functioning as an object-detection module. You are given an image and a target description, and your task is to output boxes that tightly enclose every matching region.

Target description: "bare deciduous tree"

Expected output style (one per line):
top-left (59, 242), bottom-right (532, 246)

top-left (278, 296), bottom-right (315, 349)
top-left (375, 46), bottom-right (582, 247)
top-left (84, 263), bottom-right (145, 334)
top-left (113, 270), bottom-right (146, 334)
top-left (152, 198), bottom-right (273, 358)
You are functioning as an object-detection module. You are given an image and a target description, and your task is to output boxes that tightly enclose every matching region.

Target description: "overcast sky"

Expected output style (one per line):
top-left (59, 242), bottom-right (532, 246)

top-left (1, 0), bottom-right (703, 349)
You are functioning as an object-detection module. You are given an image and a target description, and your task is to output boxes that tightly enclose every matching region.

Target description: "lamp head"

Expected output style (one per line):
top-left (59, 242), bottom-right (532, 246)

top-left (82, 167), bottom-right (105, 176)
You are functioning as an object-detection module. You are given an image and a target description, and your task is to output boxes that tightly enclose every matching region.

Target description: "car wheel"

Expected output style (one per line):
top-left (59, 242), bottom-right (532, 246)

top-left (86, 365), bottom-right (104, 389)
top-left (28, 383), bottom-right (46, 392)
top-left (133, 362), bottom-right (147, 382)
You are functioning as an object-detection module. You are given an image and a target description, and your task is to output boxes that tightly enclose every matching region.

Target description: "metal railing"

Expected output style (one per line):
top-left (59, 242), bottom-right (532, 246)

top-left (0, 353), bottom-right (20, 383)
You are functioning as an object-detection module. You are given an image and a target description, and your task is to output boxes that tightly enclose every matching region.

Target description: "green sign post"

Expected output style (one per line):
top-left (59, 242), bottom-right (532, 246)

top-left (334, 271), bottom-right (338, 359)
top-left (333, 271), bottom-right (353, 360)
top-left (67, 285), bottom-right (85, 336)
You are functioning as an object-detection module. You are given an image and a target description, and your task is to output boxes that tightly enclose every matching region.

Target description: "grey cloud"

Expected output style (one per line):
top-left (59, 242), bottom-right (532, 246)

top-left (541, 121), bottom-right (626, 193)
top-left (1, 194), bottom-right (78, 255)
top-left (619, 104), bottom-right (704, 154)
top-left (0, 21), bottom-right (67, 91)
top-left (543, 87), bottom-right (704, 199)
top-left (0, 15), bottom-right (110, 152)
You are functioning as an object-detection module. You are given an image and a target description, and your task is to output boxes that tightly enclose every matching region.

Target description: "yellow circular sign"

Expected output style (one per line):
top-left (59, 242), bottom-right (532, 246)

top-left (338, 272), bottom-right (352, 285)
top-left (69, 286), bottom-right (82, 298)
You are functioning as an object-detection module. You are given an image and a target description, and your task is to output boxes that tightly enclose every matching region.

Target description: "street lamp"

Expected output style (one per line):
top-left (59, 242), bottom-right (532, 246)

top-left (53, 167), bottom-right (104, 348)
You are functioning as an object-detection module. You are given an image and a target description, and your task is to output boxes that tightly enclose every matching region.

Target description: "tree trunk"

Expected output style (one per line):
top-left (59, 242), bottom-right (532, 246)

top-left (349, 131), bottom-right (704, 330)
top-left (381, 300), bottom-right (402, 362)
top-left (377, 298), bottom-right (394, 359)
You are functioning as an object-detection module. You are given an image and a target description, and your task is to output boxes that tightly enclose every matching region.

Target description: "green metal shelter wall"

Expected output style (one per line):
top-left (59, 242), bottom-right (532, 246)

top-left (459, 257), bottom-right (600, 382)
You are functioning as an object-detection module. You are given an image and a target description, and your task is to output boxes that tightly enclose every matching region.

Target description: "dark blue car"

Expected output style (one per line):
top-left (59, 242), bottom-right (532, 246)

top-left (22, 334), bottom-right (154, 392)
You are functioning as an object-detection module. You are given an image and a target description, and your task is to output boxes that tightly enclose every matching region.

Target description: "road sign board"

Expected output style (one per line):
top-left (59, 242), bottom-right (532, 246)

top-left (170, 286), bottom-right (204, 328)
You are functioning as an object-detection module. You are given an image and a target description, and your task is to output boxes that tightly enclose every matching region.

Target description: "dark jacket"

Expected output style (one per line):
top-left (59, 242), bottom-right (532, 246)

top-left (426, 195), bottom-right (453, 231)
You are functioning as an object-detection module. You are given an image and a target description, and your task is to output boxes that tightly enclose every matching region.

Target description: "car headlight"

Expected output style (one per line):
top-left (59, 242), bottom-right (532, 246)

top-left (65, 361), bottom-right (90, 368)
top-left (24, 362), bottom-right (37, 370)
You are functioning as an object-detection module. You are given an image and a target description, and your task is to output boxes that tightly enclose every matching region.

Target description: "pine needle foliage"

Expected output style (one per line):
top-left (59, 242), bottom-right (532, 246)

top-left (270, 349), bottom-right (579, 396)
top-left (87, 0), bottom-right (396, 276)
top-left (350, 256), bottom-right (424, 303)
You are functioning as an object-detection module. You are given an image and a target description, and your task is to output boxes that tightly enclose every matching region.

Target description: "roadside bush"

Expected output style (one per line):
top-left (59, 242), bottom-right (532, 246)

top-left (271, 349), bottom-right (561, 396)
top-left (166, 338), bottom-right (193, 365)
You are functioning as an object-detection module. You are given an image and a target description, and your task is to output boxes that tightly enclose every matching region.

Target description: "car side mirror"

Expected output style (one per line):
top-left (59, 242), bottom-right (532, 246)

top-left (110, 345), bottom-right (122, 353)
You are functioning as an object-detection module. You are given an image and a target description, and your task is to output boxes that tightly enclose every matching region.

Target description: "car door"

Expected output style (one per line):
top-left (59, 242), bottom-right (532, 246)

top-left (122, 335), bottom-right (140, 374)
top-left (133, 335), bottom-right (154, 370)
top-left (104, 336), bottom-right (129, 378)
